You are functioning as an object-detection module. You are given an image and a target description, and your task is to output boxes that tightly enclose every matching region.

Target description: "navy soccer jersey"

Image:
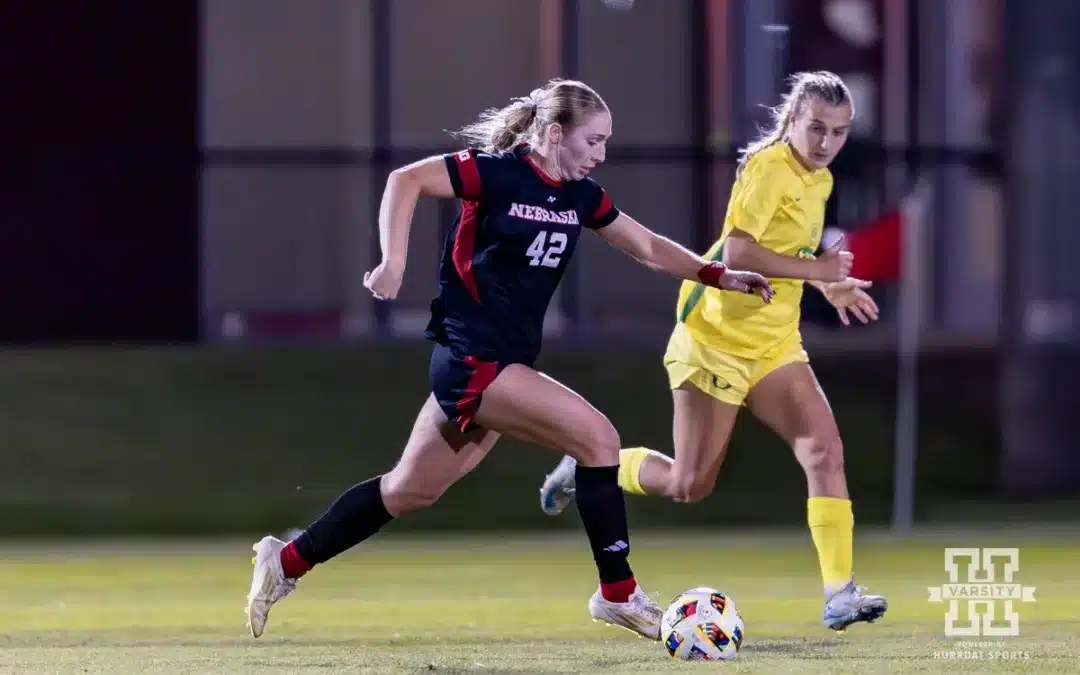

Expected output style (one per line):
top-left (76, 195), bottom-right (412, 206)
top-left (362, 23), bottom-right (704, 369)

top-left (424, 144), bottom-right (620, 365)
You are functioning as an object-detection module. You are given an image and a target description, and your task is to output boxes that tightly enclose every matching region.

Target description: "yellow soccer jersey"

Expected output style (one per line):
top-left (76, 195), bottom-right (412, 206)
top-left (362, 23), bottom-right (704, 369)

top-left (676, 142), bottom-right (833, 359)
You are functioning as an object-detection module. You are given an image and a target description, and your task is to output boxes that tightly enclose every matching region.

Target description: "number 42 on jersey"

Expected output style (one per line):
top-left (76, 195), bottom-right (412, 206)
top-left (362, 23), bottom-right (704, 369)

top-left (526, 230), bottom-right (568, 268)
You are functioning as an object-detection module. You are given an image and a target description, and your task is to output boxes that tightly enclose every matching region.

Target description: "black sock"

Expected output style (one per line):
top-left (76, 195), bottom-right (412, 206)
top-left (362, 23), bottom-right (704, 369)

top-left (292, 476), bottom-right (394, 566)
top-left (574, 464), bottom-right (635, 587)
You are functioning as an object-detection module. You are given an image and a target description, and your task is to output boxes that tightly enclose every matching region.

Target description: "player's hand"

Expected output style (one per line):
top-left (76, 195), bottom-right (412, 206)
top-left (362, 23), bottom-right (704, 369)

top-left (823, 277), bottom-right (879, 326)
top-left (815, 236), bottom-right (854, 283)
top-left (363, 260), bottom-right (404, 301)
top-left (718, 269), bottom-right (774, 304)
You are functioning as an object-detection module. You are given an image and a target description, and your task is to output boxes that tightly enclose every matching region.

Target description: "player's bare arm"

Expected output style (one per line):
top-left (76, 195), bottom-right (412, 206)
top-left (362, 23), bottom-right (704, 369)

top-left (366, 155), bottom-right (457, 300)
top-left (596, 213), bottom-right (774, 302)
top-left (722, 228), bottom-right (852, 283)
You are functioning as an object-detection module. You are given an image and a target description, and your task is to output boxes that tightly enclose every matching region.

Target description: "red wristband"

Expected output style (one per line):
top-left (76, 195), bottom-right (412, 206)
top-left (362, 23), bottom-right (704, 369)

top-left (697, 261), bottom-right (727, 287)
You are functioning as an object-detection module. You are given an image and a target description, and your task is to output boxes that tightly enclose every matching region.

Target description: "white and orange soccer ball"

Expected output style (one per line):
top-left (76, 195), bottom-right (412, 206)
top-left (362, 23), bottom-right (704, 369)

top-left (660, 587), bottom-right (746, 661)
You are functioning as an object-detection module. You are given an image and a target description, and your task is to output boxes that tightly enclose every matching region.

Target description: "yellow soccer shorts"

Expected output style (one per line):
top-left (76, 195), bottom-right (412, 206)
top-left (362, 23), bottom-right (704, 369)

top-left (663, 322), bottom-right (809, 405)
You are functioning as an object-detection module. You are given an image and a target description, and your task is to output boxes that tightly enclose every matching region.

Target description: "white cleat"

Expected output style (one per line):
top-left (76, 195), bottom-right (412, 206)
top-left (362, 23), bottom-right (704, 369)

top-left (246, 535), bottom-right (297, 638)
top-left (823, 580), bottom-right (888, 631)
top-left (539, 455), bottom-right (577, 516)
top-left (589, 585), bottom-right (663, 640)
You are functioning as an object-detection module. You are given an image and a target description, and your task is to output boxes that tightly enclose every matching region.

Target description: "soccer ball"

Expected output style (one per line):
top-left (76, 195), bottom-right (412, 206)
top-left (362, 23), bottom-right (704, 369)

top-left (660, 587), bottom-right (745, 661)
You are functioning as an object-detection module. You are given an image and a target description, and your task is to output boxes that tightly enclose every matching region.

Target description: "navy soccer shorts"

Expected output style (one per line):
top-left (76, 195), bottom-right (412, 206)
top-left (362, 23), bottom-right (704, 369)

top-left (429, 342), bottom-right (505, 433)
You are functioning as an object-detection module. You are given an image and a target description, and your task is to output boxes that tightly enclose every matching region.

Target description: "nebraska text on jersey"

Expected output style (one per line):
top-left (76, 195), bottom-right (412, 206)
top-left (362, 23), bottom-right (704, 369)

top-left (509, 203), bottom-right (580, 225)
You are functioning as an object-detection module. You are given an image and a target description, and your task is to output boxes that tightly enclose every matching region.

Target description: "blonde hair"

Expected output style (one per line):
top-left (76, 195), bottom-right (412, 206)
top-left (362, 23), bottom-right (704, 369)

top-left (737, 70), bottom-right (853, 168)
top-left (450, 79), bottom-right (609, 153)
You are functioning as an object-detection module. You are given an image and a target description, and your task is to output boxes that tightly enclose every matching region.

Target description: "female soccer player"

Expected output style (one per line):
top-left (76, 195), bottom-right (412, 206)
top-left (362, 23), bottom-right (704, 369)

top-left (245, 78), bottom-right (774, 640)
top-left (539, 71), bottom-right (888, 632)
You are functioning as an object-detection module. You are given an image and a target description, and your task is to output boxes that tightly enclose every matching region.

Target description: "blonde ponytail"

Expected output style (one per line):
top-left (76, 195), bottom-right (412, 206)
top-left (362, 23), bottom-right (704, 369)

top-left (450, 95), bottom-right (539, 153)
top-left (449, 79), bottom-right (608, 154)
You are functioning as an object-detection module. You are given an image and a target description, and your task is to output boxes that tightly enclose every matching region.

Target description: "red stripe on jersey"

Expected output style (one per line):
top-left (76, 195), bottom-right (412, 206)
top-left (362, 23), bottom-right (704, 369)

top-left (452, 201), bottom-right (481, 302)
top-left (454, 149), bottom-right (484, 201)
top-left (455, 355), bottom-right (499, 432)
top-left (591, 191), bottom-right (614, 223)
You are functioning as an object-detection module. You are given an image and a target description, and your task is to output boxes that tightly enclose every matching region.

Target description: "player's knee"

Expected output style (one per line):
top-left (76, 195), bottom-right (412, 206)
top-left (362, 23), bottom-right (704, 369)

top-left (795, 435), bottom-right (845, 476)
top-left (668, 470), bottom-right (716, 504)
top-left (379, 468), bottom-right (445, 516)
top-left (569, 415), bottom-right (621, 467)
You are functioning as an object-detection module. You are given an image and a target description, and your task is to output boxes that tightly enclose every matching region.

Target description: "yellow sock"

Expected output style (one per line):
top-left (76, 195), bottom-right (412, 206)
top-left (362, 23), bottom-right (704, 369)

top-left (807, 497), bottom-right (854, 592)
top-left (617, 447), bottom-right (654, 496)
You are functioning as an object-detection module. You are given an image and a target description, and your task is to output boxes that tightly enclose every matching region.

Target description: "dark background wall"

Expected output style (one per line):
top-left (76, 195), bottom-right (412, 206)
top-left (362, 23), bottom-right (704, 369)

top-left (0, 2), bottom-right (198, 343)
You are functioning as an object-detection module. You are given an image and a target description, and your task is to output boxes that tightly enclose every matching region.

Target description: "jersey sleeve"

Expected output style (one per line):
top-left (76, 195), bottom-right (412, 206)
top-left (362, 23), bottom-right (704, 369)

top-left (582, 181), bottom-right (621, 230)
top-left (443, 148), bottom-right (508, 202)
top-left (729, 154), bottom-right (789, 240)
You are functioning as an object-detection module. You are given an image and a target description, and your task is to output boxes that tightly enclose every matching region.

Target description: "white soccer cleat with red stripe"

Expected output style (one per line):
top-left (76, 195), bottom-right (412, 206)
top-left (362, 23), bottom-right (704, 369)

top-left (246, 535), bottom-right (297, 638)
top-left (588, 585), bottom-right (663, 640)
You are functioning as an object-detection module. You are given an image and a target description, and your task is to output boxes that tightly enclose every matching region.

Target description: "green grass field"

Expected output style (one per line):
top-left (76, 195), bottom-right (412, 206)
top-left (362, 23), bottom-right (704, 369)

top-left (1, 530), bottom-right (1077, 674)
